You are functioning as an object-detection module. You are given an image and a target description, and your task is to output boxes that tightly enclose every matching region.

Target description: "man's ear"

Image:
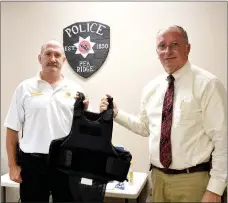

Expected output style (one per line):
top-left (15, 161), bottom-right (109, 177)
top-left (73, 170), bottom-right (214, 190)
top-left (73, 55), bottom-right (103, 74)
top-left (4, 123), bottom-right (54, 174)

top-left (38, 54), bottom-right (41, 64)
top-left (186, 43), bottom-right (191, 55)
top-left (63, 56), bottom-right (66, 62)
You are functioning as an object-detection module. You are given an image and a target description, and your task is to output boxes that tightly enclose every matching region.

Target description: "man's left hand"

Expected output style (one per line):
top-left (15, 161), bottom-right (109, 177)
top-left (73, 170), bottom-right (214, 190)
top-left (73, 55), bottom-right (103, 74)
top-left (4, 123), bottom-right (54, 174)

top-left (201, 191), bottom-right (221, 202)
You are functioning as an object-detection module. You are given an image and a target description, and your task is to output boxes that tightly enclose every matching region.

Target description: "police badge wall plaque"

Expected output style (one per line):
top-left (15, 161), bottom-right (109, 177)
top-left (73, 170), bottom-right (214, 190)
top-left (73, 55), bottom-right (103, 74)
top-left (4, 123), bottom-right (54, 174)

top-left (63, 21), bottom-right (110, 78)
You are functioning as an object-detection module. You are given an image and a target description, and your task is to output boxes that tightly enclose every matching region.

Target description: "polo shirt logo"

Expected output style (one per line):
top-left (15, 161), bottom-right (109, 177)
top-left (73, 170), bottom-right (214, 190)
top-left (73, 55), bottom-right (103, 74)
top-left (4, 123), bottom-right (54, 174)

top-left (65, 92), bottom-right (71, 98)
top-left (31, 92), bottom-right (43, 96)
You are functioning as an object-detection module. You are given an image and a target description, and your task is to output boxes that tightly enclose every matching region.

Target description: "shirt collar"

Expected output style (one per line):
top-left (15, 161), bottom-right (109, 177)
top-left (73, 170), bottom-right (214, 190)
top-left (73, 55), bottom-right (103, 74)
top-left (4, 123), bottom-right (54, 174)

top-left (164, 60), bottom-right (190, 82)
top-left (36, 71), bottom-right (67, 87)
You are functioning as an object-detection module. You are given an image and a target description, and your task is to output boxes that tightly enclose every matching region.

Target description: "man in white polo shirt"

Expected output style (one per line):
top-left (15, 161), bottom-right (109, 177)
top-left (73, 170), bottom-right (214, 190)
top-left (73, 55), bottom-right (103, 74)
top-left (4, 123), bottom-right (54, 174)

top-left (4, 40), bottom-right (89, 202)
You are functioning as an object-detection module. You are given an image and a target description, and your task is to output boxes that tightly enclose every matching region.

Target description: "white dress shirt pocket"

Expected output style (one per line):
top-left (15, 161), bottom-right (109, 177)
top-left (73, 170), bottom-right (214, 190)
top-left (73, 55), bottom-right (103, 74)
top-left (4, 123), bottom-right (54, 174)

top-left (174, 98), bottom-right (202, 126)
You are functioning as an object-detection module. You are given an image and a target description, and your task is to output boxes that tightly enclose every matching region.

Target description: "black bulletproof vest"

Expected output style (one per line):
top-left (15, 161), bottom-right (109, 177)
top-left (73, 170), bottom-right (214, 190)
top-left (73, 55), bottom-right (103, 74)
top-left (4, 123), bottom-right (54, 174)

top-left (48, 92), bottom-right (132, 202)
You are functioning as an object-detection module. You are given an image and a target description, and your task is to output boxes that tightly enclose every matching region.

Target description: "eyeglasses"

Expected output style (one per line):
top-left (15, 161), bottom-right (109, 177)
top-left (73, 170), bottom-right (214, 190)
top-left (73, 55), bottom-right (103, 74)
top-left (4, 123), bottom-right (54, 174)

top-left (157, 42), bottom-right (180, 52)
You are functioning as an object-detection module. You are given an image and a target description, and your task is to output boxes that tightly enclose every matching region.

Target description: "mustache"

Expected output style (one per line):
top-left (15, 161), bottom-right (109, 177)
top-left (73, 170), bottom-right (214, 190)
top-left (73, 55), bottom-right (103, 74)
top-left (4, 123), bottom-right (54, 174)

top-left (47, 62), bottom-right (57, 66)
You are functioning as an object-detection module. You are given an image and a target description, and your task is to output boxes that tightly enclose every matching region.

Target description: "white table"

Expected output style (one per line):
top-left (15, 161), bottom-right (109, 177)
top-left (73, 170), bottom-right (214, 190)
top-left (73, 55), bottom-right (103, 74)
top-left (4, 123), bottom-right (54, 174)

top-left (1, 173), bottom-right (19, 203)
top-left (105, 172), bottom-right (148, 202)
top-left (1, 172), bottom-right (148, 203)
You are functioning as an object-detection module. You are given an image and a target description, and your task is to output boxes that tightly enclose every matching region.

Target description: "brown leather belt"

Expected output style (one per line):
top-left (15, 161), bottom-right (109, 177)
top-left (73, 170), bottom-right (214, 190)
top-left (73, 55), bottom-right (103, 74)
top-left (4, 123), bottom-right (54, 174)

top-left (150, 162), bottom-right (211, 174)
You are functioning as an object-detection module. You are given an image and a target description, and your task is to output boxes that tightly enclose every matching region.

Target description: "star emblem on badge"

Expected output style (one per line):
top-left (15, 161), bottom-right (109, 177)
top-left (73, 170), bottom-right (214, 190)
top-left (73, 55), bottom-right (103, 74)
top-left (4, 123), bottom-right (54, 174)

top-left (74, 36), bottom-right (96, 58)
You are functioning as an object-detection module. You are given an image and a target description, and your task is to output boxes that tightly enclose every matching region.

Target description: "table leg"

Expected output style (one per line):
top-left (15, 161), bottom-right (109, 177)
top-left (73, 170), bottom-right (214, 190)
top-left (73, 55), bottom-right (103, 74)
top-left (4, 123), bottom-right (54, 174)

top-left (2, 186), bottom-right (6, 203)
top-left (124, 199), bottom-right (129, 203)
top-left (137, 197), bottom-right (140, 203)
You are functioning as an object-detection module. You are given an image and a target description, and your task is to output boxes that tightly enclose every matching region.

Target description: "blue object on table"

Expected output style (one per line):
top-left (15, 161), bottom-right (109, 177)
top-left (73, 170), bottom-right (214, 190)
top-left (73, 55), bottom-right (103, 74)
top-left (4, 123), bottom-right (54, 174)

top-left (115, 182), bottom-right (125, 190)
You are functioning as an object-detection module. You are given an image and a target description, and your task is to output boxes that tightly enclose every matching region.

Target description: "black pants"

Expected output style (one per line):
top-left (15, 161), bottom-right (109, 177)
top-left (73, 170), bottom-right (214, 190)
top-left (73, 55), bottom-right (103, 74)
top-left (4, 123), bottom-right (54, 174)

top-left (19, 151), bottom-right (74, 202)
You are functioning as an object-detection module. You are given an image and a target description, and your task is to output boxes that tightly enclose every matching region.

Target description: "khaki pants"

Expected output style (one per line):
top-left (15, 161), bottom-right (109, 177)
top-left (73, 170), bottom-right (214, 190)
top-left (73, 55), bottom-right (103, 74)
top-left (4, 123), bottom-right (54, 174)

top-left (151, 168), bottom-right (210, 202)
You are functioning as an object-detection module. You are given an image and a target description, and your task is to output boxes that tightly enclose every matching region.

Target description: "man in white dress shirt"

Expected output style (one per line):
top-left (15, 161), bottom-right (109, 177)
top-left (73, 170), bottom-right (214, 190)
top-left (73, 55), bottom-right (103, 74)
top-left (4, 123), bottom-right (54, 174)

top-left (4, 40), bottom-right (89, 202)
top-left (100, 26), bottom-right (227, 202)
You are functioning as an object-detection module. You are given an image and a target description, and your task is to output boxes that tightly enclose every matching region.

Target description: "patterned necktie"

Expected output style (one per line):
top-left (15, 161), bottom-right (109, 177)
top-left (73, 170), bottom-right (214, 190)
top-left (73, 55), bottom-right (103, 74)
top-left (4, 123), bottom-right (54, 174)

top-left (160, 74), bottom-right (175, 168)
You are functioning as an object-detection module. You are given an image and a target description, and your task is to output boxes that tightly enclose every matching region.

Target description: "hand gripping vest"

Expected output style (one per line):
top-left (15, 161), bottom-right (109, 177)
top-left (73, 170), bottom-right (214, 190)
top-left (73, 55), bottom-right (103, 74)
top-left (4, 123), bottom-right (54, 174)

top-left (48, 92), bottom-right (132, 202)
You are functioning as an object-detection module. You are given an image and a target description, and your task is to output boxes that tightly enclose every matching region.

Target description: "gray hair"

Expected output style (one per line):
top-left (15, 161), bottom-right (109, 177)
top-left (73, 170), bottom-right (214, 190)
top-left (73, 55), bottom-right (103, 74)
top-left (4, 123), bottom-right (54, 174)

top-left (40, 40), bottom-right (65, 54)
top-left (157, 25), bottom-right (189, 44)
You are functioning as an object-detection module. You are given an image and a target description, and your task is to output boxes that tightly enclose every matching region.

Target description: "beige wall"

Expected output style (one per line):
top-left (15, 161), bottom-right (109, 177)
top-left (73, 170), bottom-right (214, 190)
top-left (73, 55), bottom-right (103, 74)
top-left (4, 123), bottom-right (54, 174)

top-left (1, 2), bottom-right (227, 202)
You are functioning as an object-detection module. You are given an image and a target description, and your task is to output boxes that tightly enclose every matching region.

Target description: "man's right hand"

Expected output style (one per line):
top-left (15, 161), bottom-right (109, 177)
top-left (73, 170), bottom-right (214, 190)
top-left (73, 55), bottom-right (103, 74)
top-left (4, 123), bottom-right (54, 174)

top-left (9, 164), bottom-right (22, 183)
top-left (100, 94), bottom-right (118, 118)
top-left (75, 92), bottom-right (89, 110)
